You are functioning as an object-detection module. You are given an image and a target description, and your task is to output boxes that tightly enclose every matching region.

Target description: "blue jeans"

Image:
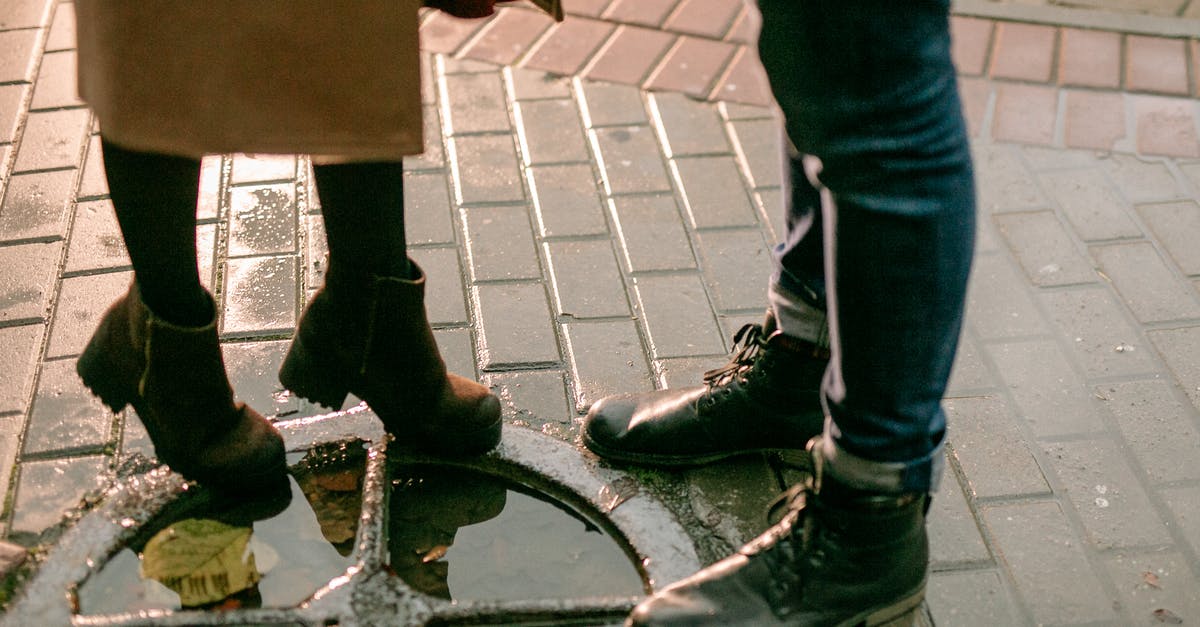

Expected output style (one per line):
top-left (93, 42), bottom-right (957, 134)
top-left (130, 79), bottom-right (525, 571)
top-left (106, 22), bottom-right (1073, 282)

top-left (757, 0), bottom-right (976, 493)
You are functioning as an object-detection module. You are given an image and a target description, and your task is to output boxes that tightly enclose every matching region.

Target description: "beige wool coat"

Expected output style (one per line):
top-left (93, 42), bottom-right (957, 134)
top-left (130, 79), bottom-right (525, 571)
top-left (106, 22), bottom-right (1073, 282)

top-left (76, 1), bottom-right (425, 160)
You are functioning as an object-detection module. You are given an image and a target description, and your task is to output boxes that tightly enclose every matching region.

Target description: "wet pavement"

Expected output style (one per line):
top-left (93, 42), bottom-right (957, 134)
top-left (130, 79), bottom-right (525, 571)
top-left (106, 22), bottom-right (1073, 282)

top-left (2, 0), bottom-right (1200, 625)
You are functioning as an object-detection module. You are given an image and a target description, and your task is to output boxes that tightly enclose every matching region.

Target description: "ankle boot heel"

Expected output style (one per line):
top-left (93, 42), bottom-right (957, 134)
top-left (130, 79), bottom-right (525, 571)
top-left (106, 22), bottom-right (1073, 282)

top-left (77, 329), bottom-right (133, 414)
top-left (279, 338), bottom-right (352, 410)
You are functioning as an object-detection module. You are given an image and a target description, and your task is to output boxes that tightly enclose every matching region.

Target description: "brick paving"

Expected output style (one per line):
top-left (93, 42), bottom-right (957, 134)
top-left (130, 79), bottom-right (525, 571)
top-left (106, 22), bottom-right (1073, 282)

top-left (2, 0), bottom-right (1200, 624)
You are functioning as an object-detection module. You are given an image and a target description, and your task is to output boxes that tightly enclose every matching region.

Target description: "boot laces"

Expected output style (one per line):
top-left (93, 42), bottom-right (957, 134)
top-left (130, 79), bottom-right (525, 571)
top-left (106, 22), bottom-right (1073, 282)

top-left (701, 322), bottom-right (768, 391)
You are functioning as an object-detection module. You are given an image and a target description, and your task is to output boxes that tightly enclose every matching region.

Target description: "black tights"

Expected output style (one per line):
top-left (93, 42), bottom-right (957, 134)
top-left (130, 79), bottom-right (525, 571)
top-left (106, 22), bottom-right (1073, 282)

top-left (100, 138), bottom-right (408, 326)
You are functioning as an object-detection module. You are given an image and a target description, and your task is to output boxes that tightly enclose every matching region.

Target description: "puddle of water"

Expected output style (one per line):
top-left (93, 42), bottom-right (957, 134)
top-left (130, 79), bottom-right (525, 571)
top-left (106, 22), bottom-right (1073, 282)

top-left (388, 464), bottom-right (645, 602)
top-left (75, 442), bottom-right (368, 615)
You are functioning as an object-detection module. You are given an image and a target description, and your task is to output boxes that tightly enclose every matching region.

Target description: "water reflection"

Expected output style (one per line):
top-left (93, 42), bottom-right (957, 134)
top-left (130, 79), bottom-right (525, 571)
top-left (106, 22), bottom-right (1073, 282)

top-left (76, 442), bottom-right (367, 614)
top-left (388, 465), bottom-right (645, 602)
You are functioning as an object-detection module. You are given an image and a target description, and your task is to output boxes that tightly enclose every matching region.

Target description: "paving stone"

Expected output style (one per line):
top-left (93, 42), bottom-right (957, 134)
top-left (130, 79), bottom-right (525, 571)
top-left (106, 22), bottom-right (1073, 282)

top-left (991, 83), bottom-right (1058, 146)
top-left (476, 282), bottom-right (559, 368)
top-left (1160, 485), bottom-right (1200, 558)
top-left (451, 134), bottom-right (525, 204)
top-left (662, 0), bottom-right (740, 39)
top-left (651, 92), bottom-right (730, 157)
top-left (1126, 35), bottom-right (1190, 96)
top-left (695, 228), bottom-right (770, 311)
top-left (1148, 326), bottom-right (1200, 413)
top-left (220, 255), bottom-right (298, 336)
top-left (1020, 145), bottom-right (1102, 172)
top-left (755, 186), bottom-right (786, 244)
top-left (603, 0), bottom-right (679, 27)
top-left (44, 2), bottom-right (75, 52)
top-left (1104, 550), bottom-right (1200, 627)
top-left (1101, 153), bottom-right (1183, 202)
top-left (580, 82), bottom-right (648, 127)
top-left (0, 169), bottom-right (75, 242)
top-left (927, 570), bottom-right (1023, 627)
top-left (404, 171), bottom-right (455, 245)
top-left (684, 457), bottom-right (779, 546)
top-left (971, 144), bottom-right (1047, 214)
top-left (545, 239), bottom-right (629, 318)
top-left (0, 30), bottom-right (38, 83)
top-left (408, 246), bottom-right (469, 326)
top-left (223, 339), bottom-right (314, 420)
top-left (657, 355), bottom-right (723, 389)
top-left (523, 17), bottom-right (614, 76)
top-left (23, 358), bottom-right (112, 456)
top-left (64, 200), bottom-right (128, 274)
top-left (10, 455), bottom-right (107, 540)
top-left (407, 105), bottom-right (445, 171)
top-left (945, 396), bottom-right (1050, 499)
top-left (634, 274), bottom-right (725, 358)
top-left (593, 125), bottom-right (672, 194)
top-left (0, 0), bottom-right (50, 29)
top-left (508, 67), bottom-right (573, 101)
top-left (1058, 28), bottom-right (1121, 89)
top-left (928, 471), bottom-right (990, 566)
top-left (229, 154), bottom-right (295, 184)
top-left (957, 77), bottom-right (990, 138)
top-left (228, 183), bottom-right (297, 257)
top-left (464, 205), bottom-right (541, 281)
top-left (30, 50), bottom-right (82, 110)
top-left (611, 195), bottom-right (695, 272)
top-left (646, 36), bottom-right (736, 99)
top-left (1040, 168), bottom-right (1142, 241)
top-left (1134, 95), bottom-right (1200, 158)
top-left (1092, 242), bottom-right (1200, 323)
top-left (13, 108), bottom-right (90, 173)
top-left (120, 409), bottom-right (153, 461)
top-left (562, 318), bottom-right (653, 411)
top-left (584, 25), bottom-right (676, 86)
top-left (946, 332), bottom-right (992, 394)
top-left (0, 541), bottom-right (28, 580)
top-left (528, 163), bottom-right (609, 237)
top-left (46, 270), bottom-right (129, 358)
top-left (445, 72), bottom-right (511, 135)
top-left (0, 240), bottom-right (62, 324)
top-left (710, 48), bottom-right (771, 107)
top-left (729, 119), bottom-right (784, 189)
top-left (565, 0), bottom-right (608, 17)
top-left (441, 57), bottom-right (501, 75)
top-left (0, 84), bottom-right (26, 145)
top-left (1042, 438), bottom-right (1171, 549)
top-left (949, 16), bottom-right (993, 76)
top-left (517, 99), bottom-right (590, 164)
top-left (196, 156), bottom-right (222, 222)
top-left (989, 22), bottom-right (1056, 82)
top-left (964, 254), bottom-right (1047, 340)
top-left (1063, 90), bottom-right (1126, 152)
top-left (1101, 379), bottom-right (1200, 484)
top-left (419, 11), bottom-right (487, 55)
top-left (0, 323), bottom-right (43, 414)
top-left (981, 500), bottom-right (1117, 625)
top-left (1137, 200), bottom-right (1200, 275)
top-left (993, 210), bottom-right (1096, 287)
top-left (460, 8), bottom-right (554, 67)
top-left (720, 102), bottom-right (773, 122)
top-left (723, 7), bottom-right (758, 44)
top-left (489, 370), bottom-right (575, 441)
top-left (196, 223), bottom-right (216, 293)
top-left (989, 339), bottom-right (1106, 437)
top-left (434, 327), bottom-right (479, 382)
top-left (673, 156), bottom-right (756, 229)
top-left (1040, 288), bottom-right (1156, 379)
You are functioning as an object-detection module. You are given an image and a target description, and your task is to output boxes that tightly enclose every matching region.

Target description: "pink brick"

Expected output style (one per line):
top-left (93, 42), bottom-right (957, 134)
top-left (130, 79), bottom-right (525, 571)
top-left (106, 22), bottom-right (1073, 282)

top-left (522, 17), bottom-right (616, 76)
top-left (1063, 90), bottom-right (1125, 151)
top-left (565, 0), bottom-right (609, 17)
top-left (663, 0), bottom-right (743, 40)
top-left (645, 36), bottom-right (737, 99)
top-left (992, 82), bottom-right (1058, 145)
top-left (420, 11), bottom-right (490, 55)
top-left (958, 77), bottom-right (991, 138)
top-left (1058, 28), bottom-right (1121, 89)
top-left (724, 8), bottom-right (759, 44)
top-left (1193, 41), bottom-right (1200, 96)
top-left (604, 0), bottom-right (680, 27)
top-left (951, 16), bottom-right (994, 76)
top-left (461, 8), bottom-right (554, 66)
top-left (709, 47), bottom-right (772, 107)
top-left (585, 26), bottom-right (677, 85)
top-left (1126, 36), bottom-right (1190, 96)
top-left (1135, 96), bottom-right (1200, 158)
top-left (991, 22), bottom-right (1057, 82)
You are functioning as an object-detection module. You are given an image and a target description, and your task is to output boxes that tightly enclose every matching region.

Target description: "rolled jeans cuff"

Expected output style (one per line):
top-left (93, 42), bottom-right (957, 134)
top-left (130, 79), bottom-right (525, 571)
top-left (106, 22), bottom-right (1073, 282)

top-left (821, 420), bottom-right (944, 494)
top-left (768, 277), bottom-right (828, 349)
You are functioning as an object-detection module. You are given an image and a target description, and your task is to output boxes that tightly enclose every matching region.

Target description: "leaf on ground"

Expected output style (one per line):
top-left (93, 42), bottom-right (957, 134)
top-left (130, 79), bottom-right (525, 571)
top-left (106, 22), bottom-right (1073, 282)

top-left (1153, 608), bottom-right (1183, 624)
top-left (1142, 571), bottom-right (1162, 589)
top-left (140, 518), bottom-right (260, 608)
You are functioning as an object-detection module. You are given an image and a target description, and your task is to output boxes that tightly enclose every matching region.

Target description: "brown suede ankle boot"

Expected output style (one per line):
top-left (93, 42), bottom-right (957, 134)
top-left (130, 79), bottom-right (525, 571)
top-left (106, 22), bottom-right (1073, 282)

top-left (279, 261), bottom-right (501, 456)
top-left (77, 284), bottom-right (287, 494)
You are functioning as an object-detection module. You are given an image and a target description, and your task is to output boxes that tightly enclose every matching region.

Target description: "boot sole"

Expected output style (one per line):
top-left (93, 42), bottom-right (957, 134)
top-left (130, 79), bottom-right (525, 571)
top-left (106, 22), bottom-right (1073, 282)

top-left (836, 584), bottom-right (924, 627)
top-left (582, 430), bottom-right (806, 467)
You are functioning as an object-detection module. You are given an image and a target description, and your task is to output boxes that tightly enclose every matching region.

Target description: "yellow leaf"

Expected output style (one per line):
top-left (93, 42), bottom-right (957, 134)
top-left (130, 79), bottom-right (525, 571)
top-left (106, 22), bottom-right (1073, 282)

top-left (140, 519), bottom-right (260, 608)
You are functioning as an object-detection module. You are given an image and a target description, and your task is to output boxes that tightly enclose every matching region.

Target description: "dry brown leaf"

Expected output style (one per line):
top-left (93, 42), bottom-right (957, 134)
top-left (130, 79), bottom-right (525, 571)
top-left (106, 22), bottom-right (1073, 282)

top-left (1143, 571), bottom-right (1162, 589)
top-left (1153, 608), bottom-right (1183, 624)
